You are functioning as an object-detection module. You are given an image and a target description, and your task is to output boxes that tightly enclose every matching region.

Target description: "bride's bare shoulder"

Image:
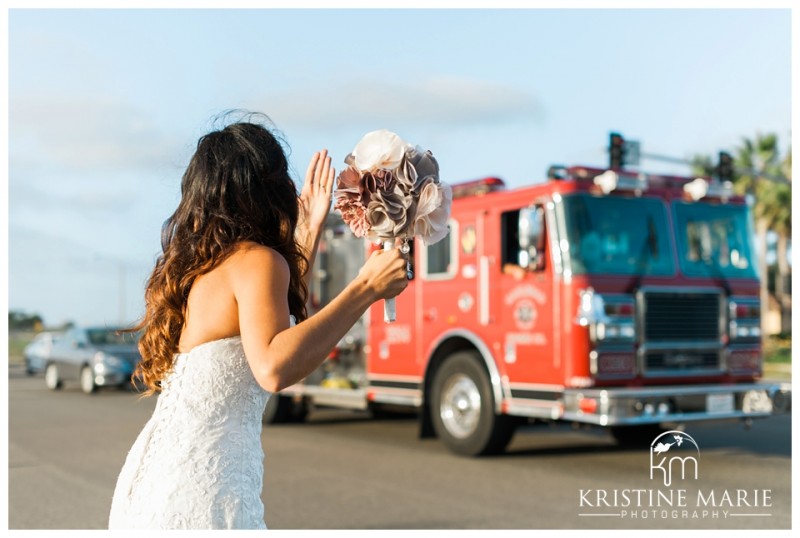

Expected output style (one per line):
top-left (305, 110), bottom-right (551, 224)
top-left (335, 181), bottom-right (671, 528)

top-left (226, 241), bottom-right (290, 280)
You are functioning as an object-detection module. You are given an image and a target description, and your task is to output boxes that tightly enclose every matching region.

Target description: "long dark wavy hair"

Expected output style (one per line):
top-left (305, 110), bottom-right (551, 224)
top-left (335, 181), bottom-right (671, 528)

top-left (132, 114), bottom-right (308, 395)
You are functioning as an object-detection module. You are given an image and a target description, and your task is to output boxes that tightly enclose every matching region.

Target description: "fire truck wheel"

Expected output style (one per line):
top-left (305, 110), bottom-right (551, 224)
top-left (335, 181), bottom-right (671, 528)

top-left (262, 395), bottom-right (307, 424)
top-left (610, 424), bottom-right (665, 447)
top-left (431, 351), bottom-right (516, 456)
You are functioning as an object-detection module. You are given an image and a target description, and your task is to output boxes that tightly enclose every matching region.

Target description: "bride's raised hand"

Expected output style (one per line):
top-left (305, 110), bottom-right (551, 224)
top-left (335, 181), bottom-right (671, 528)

top-left (299, 149), bottom-right (335, 233)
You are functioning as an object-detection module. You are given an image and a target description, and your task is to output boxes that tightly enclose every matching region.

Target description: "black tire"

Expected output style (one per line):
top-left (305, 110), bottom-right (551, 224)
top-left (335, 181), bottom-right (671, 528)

top-left (44, 363), bottom-right (62, 390)
top-left (262, 394), bottom-right (307, 424)
top-left (430, 351), bottom-right (516, 456)
top-left (610, 424), bottom-right (665, 447)
top-left (24, 357), bottom-right (35, 376)
top-left (80, 365), bottom-right (97, 394)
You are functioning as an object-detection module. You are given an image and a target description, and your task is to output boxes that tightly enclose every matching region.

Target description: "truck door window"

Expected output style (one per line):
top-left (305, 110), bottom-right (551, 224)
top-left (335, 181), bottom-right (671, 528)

top-left (422, 221), bottom-right (456, 280)
top-left (502, 208), bottom-right (546, 272)
top-left (501, 210), bottom-right (520, 266)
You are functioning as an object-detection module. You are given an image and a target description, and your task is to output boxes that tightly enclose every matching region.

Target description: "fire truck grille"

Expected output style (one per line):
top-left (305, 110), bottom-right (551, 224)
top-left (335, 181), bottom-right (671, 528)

top-left (642, 291), bottom-right (722, 342)
top-left (645, 350), bottom-right (721, 372)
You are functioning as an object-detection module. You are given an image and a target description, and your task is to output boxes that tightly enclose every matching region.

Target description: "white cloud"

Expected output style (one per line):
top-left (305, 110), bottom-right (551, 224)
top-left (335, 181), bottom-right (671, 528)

top-left (259, 75), bottom-right (542, 129)
top-left (9, 96), bottom-right (183, 173)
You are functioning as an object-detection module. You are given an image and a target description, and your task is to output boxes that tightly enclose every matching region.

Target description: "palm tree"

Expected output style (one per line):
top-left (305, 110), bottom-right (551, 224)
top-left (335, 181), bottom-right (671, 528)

top-left (764, 148), bottom-right (792, 334)
top-left (732, 134), bottom-right (791, 336)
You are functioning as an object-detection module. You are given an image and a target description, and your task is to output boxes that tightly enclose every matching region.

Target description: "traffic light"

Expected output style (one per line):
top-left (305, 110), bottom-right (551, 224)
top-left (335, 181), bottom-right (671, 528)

top-left (609, 132), bottom-right (625, 169)
top-left (717, 151), bottom-right (734, 183)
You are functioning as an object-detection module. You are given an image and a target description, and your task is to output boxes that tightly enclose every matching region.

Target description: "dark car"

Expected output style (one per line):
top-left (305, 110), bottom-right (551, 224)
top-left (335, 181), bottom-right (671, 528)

top-left (44, 326), bottom-right (142, 394)
top-left (23, 331), bottom-right (63, 375)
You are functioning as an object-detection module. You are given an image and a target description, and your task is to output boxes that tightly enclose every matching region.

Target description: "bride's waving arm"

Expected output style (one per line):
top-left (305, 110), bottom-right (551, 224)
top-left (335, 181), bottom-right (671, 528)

top-left (296, 150), bottom-right (334, 288)
top-left (232, 244), bottom-right (407, 393)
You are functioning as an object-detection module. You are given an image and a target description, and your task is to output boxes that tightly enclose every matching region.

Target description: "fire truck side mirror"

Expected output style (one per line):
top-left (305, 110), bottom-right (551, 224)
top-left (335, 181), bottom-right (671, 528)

top-left (518, 206), bottom-right (546, 271)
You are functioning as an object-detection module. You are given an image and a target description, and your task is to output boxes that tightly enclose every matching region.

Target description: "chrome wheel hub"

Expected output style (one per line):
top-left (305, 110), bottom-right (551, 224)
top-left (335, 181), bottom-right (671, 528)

top-left (440, 373), bottom-right (481, 439)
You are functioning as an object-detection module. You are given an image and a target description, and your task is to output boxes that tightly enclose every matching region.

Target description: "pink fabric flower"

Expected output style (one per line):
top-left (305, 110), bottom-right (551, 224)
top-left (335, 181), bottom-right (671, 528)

top-left (334, 166), bottom-right (370, 237)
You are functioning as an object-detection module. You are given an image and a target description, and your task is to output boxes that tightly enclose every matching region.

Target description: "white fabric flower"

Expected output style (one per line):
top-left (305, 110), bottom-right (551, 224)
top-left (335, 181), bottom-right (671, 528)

top-left (349, 129), bottom-right (411, 172)
top-left (414, 181), bottom-right (452, 245)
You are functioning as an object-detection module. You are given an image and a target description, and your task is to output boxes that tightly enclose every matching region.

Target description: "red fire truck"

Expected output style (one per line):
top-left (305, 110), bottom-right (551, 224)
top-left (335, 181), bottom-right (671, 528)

top-left (266, 161), bottom-right (790, 456)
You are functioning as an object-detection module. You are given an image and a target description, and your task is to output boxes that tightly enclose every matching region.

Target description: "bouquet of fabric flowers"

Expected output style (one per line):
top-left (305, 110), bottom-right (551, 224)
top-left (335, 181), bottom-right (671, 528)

top-left (334, 129), bottom-right (452, 322)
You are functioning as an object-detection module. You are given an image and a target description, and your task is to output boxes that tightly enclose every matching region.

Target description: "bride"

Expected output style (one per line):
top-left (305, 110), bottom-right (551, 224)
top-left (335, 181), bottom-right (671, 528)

top-left (108, 115), bottom-right (408, 529)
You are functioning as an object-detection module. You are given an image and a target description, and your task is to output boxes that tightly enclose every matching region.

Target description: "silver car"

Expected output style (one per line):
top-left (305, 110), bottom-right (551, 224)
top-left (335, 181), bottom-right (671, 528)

top-left (23, 331), bottom-right (63, 375)
top-left (44, 326), bottom-right (142, 394)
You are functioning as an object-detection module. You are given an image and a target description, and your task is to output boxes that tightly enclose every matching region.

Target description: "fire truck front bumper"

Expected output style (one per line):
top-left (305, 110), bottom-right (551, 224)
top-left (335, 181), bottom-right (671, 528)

top-left (559, 382), bottom-right (791, 426)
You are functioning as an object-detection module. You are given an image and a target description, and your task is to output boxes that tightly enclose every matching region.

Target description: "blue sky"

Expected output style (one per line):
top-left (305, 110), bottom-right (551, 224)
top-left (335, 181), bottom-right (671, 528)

top-left (7, 8), bottom-right (792, 327)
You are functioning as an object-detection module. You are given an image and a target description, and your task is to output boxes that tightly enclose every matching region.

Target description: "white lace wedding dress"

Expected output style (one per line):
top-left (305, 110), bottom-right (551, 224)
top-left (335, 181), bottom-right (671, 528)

top-left (108, 335), bottom-right (271, 529)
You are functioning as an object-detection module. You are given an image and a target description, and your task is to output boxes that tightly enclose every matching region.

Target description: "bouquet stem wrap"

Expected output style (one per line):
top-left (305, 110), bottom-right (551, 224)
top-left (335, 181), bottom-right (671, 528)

top-left (383, 240), bottom-right (396, 323)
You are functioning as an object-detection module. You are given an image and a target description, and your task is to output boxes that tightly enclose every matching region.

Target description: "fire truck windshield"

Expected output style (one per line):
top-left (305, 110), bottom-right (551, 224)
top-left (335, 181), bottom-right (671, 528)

top-left (561, 193), bottom-right (674, 276)
top-left (672, 200), bottom-right (758, 279)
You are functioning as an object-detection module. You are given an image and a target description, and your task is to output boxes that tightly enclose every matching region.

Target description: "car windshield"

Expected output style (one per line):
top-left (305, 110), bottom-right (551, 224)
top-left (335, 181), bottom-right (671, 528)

top-left (561, 193), bottom-right (674, 276)
top-left (672, 201), bottom-right (758, 279)
top-left (87, 329), bottom-right (137, 345)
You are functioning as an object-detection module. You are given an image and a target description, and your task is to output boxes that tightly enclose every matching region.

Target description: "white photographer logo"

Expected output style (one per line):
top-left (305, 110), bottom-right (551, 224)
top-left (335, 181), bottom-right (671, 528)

top-left (650, 431), bottom-right (699, 487)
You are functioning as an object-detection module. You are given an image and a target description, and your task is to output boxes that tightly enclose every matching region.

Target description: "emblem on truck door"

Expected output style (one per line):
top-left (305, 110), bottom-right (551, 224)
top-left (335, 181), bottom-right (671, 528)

top-left (514, 299), bottom-right (537, 330)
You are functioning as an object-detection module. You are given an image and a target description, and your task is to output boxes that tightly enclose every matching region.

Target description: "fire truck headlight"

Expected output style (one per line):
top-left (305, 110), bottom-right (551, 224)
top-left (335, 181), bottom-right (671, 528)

top-left (735, 326), bottom-right (749, 338)
top-left (732, 324), bottom-right (760, 339)
top-left (577, 288), bottom-right (609, 328)
top-left (728, 297), bottom-right (760, 341)
top-left (580, 292), bottom-right (636, 345)
top-left (595, 322), bottom-right (635, 342)
top-left (619, 324), bottom-right (635, 339)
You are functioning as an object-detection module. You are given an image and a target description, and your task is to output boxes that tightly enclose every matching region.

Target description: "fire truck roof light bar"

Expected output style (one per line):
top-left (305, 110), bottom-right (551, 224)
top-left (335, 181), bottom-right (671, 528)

top-left (451, 177), bottom-right (506, 199)
top-left (683, 177), bottom-right (734, 202)
top-left (593, 170), bottom-right (648, 195)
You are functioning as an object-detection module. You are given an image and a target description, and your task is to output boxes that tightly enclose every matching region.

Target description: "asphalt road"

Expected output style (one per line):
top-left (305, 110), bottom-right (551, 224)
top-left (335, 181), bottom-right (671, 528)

top-left (7, 364), bottom-right (793, 530)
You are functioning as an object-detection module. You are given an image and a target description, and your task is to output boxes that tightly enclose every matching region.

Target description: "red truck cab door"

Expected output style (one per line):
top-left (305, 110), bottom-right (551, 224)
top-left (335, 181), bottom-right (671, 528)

top-left (497, 206), bottom-right (560, 392)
